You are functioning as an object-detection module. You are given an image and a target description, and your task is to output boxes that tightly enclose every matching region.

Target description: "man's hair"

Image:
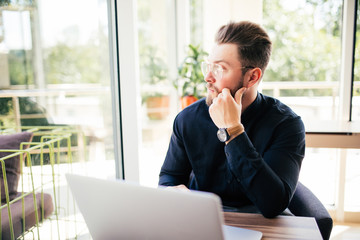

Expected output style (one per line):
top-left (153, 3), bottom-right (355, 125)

top-left (215, 21), bottom-right (272, 73)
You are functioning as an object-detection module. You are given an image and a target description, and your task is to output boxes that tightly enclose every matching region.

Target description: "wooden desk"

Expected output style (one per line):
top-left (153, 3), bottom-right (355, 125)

top-left (224, 212), bottom-right (322, 240)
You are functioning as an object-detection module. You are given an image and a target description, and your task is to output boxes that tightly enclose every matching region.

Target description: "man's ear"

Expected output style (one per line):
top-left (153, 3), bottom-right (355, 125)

top-left (245, 68), bottom-right (262, 88)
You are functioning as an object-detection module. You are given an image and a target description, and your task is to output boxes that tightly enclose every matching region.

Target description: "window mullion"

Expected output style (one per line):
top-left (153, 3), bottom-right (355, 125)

top-left (339, 0), bottom-right (357, 121)
top-left (115, 0), bottom-right (141, 182)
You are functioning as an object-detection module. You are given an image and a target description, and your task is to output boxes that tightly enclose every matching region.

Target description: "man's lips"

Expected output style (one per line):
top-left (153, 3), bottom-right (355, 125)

top-left (206, 83), bottom-right (216, 93)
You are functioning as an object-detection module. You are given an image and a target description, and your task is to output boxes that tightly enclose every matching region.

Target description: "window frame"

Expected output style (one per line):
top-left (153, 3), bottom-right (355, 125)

top-left (340, 0), bottom-right (357, 121)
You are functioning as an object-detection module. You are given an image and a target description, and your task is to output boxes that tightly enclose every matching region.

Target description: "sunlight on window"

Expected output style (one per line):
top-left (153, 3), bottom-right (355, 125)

top-left (137, 0), bottom-right (176, 187)
top-left (263, 0), bottom-right (342, 123)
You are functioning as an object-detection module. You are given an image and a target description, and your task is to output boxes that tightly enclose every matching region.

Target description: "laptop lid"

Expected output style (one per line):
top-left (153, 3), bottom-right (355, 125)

top-left (66, 174), bottom-right (262, 240)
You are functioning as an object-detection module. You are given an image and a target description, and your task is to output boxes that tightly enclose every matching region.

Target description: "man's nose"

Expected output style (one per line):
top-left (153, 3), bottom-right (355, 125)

top-left (204, 71), bottom-right (216, 83)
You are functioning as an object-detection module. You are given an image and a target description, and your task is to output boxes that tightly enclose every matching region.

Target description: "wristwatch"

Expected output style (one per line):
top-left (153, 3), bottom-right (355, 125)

top-left (217, 128), bottom-right (230, 142)
top-left (217, 124), bottom-right (244, 143)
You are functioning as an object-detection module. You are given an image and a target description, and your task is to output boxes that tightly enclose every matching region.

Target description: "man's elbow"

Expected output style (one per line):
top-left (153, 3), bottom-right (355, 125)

top-left (258, 202), bottom-right (289, 218)
top-left (158, 176), bottom-right (173, 186)
top-left (261, 209), bottom-right (283, 218)
top-left (159, 173), bottom-right (187, 187)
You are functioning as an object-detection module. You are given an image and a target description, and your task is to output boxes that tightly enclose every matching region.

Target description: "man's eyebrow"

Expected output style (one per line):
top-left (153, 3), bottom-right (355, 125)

top-left (212, 59), bottom-right (231, 66)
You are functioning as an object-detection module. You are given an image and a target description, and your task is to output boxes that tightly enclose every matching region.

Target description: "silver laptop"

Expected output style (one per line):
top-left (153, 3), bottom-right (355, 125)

top-left (66, 174), bottom-right (262, 240)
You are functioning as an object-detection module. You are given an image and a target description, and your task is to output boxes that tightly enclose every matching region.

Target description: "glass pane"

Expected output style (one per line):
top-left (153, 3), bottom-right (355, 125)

top-left (1, 0), bottom-right (115, 167)
top-left (189, 0), bottom-right (204, 46)
top-left (353, 0), bottom-right (360, 120)
top-left (137, 0), bottom-right (207, 187)
top-left (302, 148), bottom-right (360, 211)
top-left (345, 149), bottom-right (360, 211)
top-left (263, 0), bottom-right (342, 124)
top-left (300, 148), bottom-right (337, 207)
top-left (137, 0), bottom-right (176, 187)
top-left (1, 0), bottom-right (115, 238)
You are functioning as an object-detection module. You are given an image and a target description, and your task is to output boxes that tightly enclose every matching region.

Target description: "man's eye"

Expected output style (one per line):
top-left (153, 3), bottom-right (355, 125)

top-left (214, 65), bottom-right (223, 73)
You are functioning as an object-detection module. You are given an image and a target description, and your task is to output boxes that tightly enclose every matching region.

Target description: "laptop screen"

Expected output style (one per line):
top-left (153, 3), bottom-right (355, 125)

top-left (66, 174), bottom-right (262, 240)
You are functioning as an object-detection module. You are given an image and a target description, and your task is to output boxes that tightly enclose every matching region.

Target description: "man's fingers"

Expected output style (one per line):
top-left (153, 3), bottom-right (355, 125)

top-left (221, 88), bottom-right (231, 97)
top-left (212, 96), bottom-right (218, 105)
top-left (166, 184), bottom-right (190, 191)
top-left (235, 87), bottom-right (247, 104)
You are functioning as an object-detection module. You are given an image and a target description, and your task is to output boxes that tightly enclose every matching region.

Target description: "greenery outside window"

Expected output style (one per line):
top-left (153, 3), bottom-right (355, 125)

top-left (263, 0), bottom-right (342, 123)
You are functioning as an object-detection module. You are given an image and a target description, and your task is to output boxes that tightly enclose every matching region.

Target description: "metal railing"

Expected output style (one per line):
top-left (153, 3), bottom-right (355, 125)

top-left (0, 84), bottom-right (110, 130)
top-left (1, 82), bottom-right (359, 126)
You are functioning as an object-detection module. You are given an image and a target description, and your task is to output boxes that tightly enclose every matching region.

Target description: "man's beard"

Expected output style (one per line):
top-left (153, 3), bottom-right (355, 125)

top-left (205, 84), bottom-right (219, 106)
top-left (205, 79), bottom-right (244, 106)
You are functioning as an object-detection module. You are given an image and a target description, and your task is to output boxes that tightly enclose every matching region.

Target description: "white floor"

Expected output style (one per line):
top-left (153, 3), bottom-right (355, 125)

top-left (331, 223), bottom-right (360, 240)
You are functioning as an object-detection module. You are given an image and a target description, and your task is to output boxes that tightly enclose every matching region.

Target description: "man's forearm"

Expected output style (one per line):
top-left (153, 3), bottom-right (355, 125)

top-left (159, 170), bottom-right (189, 187)
top-left (224, 132), bottom-right (302, 218)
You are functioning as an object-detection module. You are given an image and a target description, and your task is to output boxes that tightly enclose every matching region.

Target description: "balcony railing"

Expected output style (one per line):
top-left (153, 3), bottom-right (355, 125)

top-left (1, 81), bottom-right (359, 128)
top-left (0, 84), bottom-right (110, 130)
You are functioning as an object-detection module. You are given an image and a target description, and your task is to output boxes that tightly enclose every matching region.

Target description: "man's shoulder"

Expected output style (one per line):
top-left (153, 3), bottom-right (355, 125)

top-left (258, 94), bottom-right (305, 137)
top-left (177, 98), bottom-right (207, 119)
top-left (173, 98), bottom-right (209, 132)
top-left (261, 94), bottom-right (299, 119)
top-left (258, 94), bottom-right (304, 131)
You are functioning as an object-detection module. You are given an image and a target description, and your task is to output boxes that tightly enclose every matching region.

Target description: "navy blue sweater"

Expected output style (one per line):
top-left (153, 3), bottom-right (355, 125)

top-left (159, 92), bottom-right (305, 218)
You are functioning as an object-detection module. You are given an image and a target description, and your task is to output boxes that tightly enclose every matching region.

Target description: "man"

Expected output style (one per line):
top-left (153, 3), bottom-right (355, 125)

top-left (159, 21), bottom-right (305, 218)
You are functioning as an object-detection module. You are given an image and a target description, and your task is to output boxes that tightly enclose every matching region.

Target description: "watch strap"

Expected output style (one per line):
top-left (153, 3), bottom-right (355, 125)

top-left (226, 124), bottom-right (244, 138)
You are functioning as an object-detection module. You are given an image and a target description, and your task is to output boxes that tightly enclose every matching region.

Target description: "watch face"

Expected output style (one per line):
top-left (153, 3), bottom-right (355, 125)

top-left (217, 128), bottom-right (228, 142)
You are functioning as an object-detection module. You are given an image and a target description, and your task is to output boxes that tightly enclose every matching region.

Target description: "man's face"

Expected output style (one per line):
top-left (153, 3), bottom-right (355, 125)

top-left (204, 43), bottom-right (245, 106)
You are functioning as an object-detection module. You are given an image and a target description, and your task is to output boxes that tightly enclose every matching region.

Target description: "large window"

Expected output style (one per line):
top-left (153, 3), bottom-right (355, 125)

top-left (345, 0), bottom-right (360, 215)
top-left (262, 0), bottom-right (343, 207)
top-left (1, 1), bottom-right (117, 237)
top-left (262, 0), bottom-right (360, 220)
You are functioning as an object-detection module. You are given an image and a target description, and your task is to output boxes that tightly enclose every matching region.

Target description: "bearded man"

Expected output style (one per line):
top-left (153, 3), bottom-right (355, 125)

top-left (159, 21), bottom-right (305, 218)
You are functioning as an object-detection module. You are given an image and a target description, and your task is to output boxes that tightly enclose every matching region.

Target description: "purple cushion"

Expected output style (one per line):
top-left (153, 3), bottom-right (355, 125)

top-left (1, 192), bottom-right (54, 240)
top-left (0, 132), bottom-right (33, 202)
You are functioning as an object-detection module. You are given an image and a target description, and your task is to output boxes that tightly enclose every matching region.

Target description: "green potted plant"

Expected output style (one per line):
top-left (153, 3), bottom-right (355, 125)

top-left (140, 46), bottom-right (169, 120)
top-left (175, 44), bottom-right (208, 109)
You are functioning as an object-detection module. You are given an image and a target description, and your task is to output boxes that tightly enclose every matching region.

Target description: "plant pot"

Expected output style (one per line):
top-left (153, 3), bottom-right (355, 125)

top-left (181, 95), bottom-right (198, 109)
top-left (146, 96), bottom-right (170, 120)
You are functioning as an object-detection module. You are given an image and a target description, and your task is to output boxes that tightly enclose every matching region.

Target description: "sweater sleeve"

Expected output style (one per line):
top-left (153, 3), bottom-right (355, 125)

top-left (225, 117), bottom-right (305, 218)
top-left (159, 116), bottom-right (192, 186)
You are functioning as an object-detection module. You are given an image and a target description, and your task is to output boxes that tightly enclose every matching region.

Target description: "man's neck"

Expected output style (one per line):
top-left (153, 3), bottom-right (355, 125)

top-left (241, 89), bottom-right (258, 113)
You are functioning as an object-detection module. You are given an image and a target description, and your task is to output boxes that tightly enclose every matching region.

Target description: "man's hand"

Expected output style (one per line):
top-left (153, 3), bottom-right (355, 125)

top-left (209, 87), bottom-right (247, 128)
top-left (166, 184), bottom-right (190, 191)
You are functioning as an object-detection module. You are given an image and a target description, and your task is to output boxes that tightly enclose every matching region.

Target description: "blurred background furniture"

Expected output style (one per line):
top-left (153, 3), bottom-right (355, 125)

top-left (0, 127), bottom-right (79, 239)
top-left (1, 193), bottom-right (53, 240)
